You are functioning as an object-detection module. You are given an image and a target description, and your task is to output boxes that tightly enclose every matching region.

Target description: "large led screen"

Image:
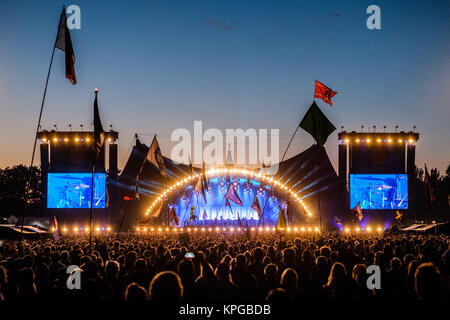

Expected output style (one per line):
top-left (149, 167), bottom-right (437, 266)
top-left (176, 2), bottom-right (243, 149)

top-left (350, 174), bottom-right (408, 210)
top-left (47, 173), bottom-right (106, 208)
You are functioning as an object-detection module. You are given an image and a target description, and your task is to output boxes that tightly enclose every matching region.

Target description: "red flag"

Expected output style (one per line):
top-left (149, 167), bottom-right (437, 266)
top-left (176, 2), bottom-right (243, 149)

top-left (225, 184), bottom-right (243, 206)
top-left (314, 80), bottom-right (337, 106)
top-left (251, 193), bottom-right (262, 218)
top-left (169, 207), bottom-right (179, 226)
top-left (237, 211), bottom-right (243, 228)
top-left (352, 202), bottom-right (363, 222)
top-left (424, 163), bottom-right (436, 205)
top-left (55, 7), bottom-right (76, 84)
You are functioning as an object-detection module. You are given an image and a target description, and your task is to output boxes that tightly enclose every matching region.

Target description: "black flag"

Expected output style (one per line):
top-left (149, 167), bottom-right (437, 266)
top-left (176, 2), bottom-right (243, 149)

top-left (93, 89), bottom-right (105, 158)
top-left (299, 101), bottom-right (336, 146)
top-left (55, 7), bottom-right (76, 84)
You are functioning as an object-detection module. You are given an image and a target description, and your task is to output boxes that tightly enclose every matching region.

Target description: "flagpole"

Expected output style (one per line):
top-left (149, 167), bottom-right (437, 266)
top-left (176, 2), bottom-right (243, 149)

top-left (281, 124), bottom-right (301, 162)
top-left (19, 38), bottom-right (58, 249)
top-left (255, 194), bottom-right (270, 237)
top-left (89, 149), bottom-right (95, 249)
top-left (315, 163), bottom-right (323, 233)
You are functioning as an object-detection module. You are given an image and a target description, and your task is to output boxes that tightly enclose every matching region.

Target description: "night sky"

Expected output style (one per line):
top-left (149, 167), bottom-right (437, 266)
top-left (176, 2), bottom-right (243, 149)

top-left (0, 0), bottom-right (448, 172)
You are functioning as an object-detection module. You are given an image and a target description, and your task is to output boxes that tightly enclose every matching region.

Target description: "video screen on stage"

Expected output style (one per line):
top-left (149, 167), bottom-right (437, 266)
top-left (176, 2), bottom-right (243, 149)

top-left (47, 173), bottom-right (106, 209)
top-left (350, 174), bottom-right (408, 210)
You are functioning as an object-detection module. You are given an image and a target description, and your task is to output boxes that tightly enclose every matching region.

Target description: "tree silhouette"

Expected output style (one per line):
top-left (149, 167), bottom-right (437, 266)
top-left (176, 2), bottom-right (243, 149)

top-left (0, 165), bottom-right (43, 218)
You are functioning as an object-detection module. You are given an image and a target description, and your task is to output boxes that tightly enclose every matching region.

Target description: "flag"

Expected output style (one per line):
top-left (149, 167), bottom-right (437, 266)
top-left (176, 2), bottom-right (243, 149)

top-left (225, 184), bottom-right (243, 206)
top-left (53, 216), bottom-right (60, 241)
top-left (189, 206), bottom-right (197, 222)
top-left (314, 80), bottom-right (337, 106)
top-left (334, 216), bottom-right (343, 226)
top-left (202, 162), bottom-right (208, 189)
top-left (202, 209), bottom-right (208, 220)
top-left (55, 7), bottom-right (76, 84)
top-left (152, 201), bottom-right (164, 218)
top-left (251, 193), bottom-right (262, 219)
top-left (93, 89), bottom-right (105, 158)
top-left (236, 211), bottom-right (243, 228)
top-left (299, 101), bottom-right (336, 146)
top-left (395, 210), bottom-right (403, 223)
top-left (169, 207), bottom-right (179, 226)
top-left (276, 206), bottom-right (287, 230)
top-left (147, 135), bottom-right (166, 177)
top-left (352, 202), bottom-right (363, 222)
top-left (424, 163), bottom-right (436, 205)
top-left (194, 176), bottom-right (207, 203)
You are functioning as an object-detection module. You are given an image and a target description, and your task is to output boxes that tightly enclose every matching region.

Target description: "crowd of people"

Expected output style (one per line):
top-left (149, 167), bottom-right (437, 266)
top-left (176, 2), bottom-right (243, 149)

top-left (0, 231), bottom-right (449, 301)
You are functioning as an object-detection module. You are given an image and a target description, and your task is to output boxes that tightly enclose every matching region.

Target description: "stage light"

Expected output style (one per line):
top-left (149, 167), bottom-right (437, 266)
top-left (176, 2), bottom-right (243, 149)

top-left (95, 227), bottom-right (100, 232)
top-left (42, 138), bottom-right (47, 142)
top-left (107, 138), bottom-right (112, 142)
top-left (173, 228), bottom-right (177, 232)
top-left (300, 227), bottom-right (305, 232)
top-left (158, 228), bottom-right (162, 232)
top-left (222, 227), bottom-right (227, 231)
top-left (63, 227), bottom-right (67, 232)
top-left (315, 227), bottom-right (320, 232)
top-left (409, 139), bottom-right (414, 143)
top-left (366, 138), bottom-right (371, 143)
top-left (355, 227), bottom-right (360, 232)
top-left (165, 227), bottom-right (169, 231)
top-left (75, 137), bottom-right (79, 142)
top-left (107, 227), bottom-right (111, 232)
top-left (265, 227), bottom-right (270, 232)
top-left (355, 139), bottom-right (360, 143)
top-left (143, 227), bottom-right (147, 232)
top-left (73, 227), bottom-right (78, 232)
top-left (398, 139), bottom-right (403, 143)
top-left (230, 227), bottom-right (235, 232)
top-left (64, 138), bottom-right (68, 142)
top-left (366, 227), bottom-right (372, 232)
top-left (151, 227), bottom-right (155, 231)
top-left (345, 228), bottom-right (350, 232)
top-left (201, 227), bottom-right (206, 232)
top-left (187, 228), bottom-right (191, 232)
top-left (51, 227), bottom-right (55, 232)
top-left (377, 138), bottom-right (381, 143)
top-left (294, 227), bottom-right (298, 232)
top-left (344, 139), bottom-right (349, 143)
top-left (377, 227), bottom-right (382, 232)
top-left (307, 227), bottom-right (312, 232)
top-left (85, 227), bottom-right (89, 232)
top-left (237, 228), bottom-right (241, 232)
top-left (216, 227), bottom-right (220, 232)
top-left (136, 227), bottom-right (140, 231)
top-left (251, 227), bottom-right (255, 231)
top-left (387, 138), bottom-right (392, 143)
top-left (287, 227), bottom-right (291, 232)
top-left (53, 138), bottom-right (58, 142)
top-left (208, 227), bottom-right (212, 232)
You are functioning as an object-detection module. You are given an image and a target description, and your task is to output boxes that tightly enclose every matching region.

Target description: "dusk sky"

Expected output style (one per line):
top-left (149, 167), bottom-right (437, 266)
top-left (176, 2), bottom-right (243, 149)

top-left (0, 0), bottom-right (449, 172)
